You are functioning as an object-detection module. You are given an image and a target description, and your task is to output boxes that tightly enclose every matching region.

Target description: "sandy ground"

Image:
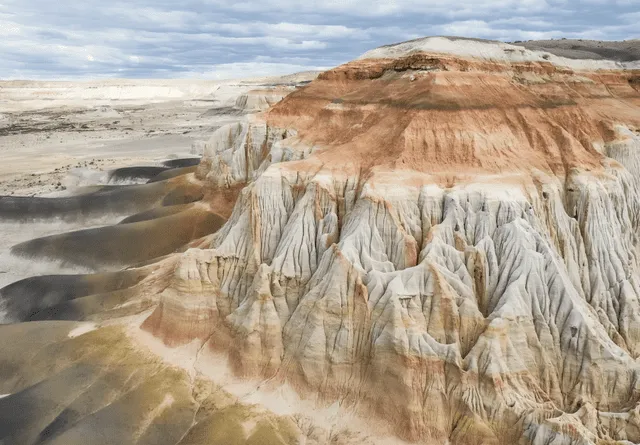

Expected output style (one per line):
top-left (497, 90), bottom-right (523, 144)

top-left (0, 74), bottom-right (316, 288)
top-left (1, 98), bottom-right (237, 196)
top-left (127, 311), bottom-right (411, 445)
top-left (0, 74), bottom-right (317, 196)
top-left (0, 84), bottom-right (246, 288)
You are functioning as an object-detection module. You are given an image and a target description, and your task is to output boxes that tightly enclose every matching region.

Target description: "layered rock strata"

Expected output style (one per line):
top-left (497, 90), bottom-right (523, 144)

top-left (145, 38), bottom-right (640, 444)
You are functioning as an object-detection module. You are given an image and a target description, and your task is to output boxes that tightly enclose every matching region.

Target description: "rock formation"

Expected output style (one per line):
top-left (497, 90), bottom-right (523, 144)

top-left (234, 88), bottom-right (293, 113)
top-left (144, 37), bottom-right (640, 444)
top-left (1, 37), bottom-right (640, 445)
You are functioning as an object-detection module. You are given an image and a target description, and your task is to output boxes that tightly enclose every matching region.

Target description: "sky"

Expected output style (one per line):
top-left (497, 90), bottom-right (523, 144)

top-left (0, 0), bottom-right (638, 80)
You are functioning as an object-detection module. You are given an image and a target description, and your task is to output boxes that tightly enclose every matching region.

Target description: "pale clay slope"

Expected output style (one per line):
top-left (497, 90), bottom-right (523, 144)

top-left (360, 36), bottom-right (640, 70)
top-left (154, 118), bottom-right (640, 444)
top-left (0, 73), bottom-right (318, 111)
top-left (142, 39), bottom-right (640, 444)
top-left (134, 316), bottom-right (413, 445)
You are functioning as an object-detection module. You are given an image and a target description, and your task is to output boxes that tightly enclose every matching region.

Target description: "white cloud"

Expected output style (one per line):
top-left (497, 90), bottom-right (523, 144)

top-left (99, 6), bottom-right (200, 29)
top-left (188, 61), bottom-right (330, 80)
top-left (621, 11), bottom-right (640, 22)
top-left (212, 22), bottom-right (364, 39)
top-left (202, 0), bottom-right (555, 17)
top-left (0, 0), bottom-right (636, 80)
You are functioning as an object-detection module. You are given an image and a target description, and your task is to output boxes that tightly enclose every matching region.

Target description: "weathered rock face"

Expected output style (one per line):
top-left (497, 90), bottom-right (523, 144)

top-left (146, 38), bottom-right (640, 444)
top-left (234, 88), bottom-right (292, 113)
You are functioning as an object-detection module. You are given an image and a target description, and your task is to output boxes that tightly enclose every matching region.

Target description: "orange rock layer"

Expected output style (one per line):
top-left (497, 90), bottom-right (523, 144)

top-left (267, 53), bottom-right (640, 179)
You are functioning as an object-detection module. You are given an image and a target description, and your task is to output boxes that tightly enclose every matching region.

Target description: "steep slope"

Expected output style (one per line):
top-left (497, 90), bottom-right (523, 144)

top-left (144, 37), bottom-right (640, 444)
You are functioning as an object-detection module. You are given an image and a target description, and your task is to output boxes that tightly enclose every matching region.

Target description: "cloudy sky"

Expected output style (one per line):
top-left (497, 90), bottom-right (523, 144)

top-left (1, 0), bottom-right (638, 80)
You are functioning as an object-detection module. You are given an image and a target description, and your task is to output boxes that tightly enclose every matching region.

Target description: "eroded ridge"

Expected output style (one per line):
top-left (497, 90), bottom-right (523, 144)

top-left (145, 43), bottom-right (640, 444)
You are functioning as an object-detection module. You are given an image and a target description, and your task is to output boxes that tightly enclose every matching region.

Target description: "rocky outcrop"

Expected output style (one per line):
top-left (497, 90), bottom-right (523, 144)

top-left (195, 118), bottom-right (315, 188)
top-left (234, 88), bottom-right (292, 113)
top-left (145, 38), bottom-right (640, 444)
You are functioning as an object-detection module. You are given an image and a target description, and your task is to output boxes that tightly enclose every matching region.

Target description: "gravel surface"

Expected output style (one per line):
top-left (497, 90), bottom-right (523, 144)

top-left (511, 39), bottom-right (640, 62)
